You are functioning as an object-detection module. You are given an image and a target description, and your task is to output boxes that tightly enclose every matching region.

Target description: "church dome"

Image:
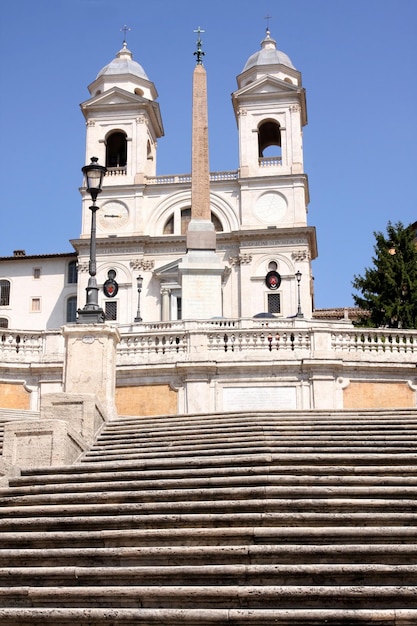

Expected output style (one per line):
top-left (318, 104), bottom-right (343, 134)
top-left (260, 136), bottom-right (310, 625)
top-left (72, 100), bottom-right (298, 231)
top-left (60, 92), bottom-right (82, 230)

top-left (97, 42), bottom-right (149, 80)
top-left (242, 29), bottom-right (295, 72)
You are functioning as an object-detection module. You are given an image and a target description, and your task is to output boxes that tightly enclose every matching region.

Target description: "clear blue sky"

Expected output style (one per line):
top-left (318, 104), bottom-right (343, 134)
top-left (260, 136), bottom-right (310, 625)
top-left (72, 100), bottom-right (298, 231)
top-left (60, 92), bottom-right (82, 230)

top-left (1, 0), bottom-right (416, 309)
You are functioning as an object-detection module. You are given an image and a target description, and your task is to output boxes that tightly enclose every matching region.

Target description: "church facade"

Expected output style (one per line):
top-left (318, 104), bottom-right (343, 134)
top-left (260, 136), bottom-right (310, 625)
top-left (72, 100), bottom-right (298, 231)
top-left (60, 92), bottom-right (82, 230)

top-left (0, 30), bottom-right (416, 419)
top-left (75, 29), bottom-right (315, 326)
top-left (1, 30), bottom-right (316, 330)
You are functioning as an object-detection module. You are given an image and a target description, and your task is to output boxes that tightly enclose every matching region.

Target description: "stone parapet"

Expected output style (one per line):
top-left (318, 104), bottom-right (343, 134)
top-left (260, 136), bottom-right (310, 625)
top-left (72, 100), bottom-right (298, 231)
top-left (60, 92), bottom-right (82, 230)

top-left (2, 419), bottom-right (86, 469)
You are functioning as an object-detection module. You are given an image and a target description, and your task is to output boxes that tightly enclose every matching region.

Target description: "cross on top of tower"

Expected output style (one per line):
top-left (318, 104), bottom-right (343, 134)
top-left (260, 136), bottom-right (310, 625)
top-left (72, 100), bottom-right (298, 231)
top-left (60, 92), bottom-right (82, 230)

top-left (193, 26), bottom-right (205, 65)
top-left (264, 13), bottom-right (272, 34)
top-left (120, 24), bottom-right (131, 46)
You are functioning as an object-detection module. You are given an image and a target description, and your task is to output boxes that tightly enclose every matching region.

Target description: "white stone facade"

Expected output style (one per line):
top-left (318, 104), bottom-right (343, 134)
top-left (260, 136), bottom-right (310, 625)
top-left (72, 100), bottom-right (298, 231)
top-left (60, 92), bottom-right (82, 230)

top-left (0, 30), bottom-right (415, 426)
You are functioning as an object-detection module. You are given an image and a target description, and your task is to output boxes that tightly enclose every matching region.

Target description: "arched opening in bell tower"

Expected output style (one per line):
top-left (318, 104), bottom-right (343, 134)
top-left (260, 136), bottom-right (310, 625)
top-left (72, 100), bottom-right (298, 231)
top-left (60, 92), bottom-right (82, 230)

top-left (258, 120), bottom-right (281, 159)
top-left (105, 131), bottom-right (127, 169)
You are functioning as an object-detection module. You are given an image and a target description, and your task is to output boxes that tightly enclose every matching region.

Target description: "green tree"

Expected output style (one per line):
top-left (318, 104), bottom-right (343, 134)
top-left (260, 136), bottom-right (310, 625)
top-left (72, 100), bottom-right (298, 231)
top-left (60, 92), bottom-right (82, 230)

top-left (352, 221), bottom-right (417, 328)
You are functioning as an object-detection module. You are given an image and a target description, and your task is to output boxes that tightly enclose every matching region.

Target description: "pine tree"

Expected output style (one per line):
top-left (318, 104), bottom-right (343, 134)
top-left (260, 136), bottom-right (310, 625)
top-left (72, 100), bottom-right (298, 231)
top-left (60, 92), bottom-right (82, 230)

top-left (352, 221), bottom-right (417, 328)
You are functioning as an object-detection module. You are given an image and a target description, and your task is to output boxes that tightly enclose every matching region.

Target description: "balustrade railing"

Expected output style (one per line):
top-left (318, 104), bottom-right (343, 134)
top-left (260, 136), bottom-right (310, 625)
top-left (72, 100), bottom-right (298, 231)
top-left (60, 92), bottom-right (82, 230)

top-left (105, 167), bottom-right (127, 177)
top-left (259, 157), bottom-right (282, 167)
top-left (118, 332), bottom-right (188, 364)
top-left (146, 170), bottom-right (238, 185)
top-left (1, 323), bottom-right (417, 367)
top-left (0, 330), bottom-right (46, 362)
top-left (208, 330), bottom-right (310, 353)
top-left (331, 329), bottom-right (417, 353)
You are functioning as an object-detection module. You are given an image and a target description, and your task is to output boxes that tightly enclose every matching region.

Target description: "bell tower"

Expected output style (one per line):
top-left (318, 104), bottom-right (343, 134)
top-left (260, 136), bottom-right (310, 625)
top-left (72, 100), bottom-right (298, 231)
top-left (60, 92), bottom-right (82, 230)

top-left (232, 28), bottom-right (309, 230)
top-left (231, 28), bottom-right (316, 319)
top-left (79, 37), bottom-right (164, 238)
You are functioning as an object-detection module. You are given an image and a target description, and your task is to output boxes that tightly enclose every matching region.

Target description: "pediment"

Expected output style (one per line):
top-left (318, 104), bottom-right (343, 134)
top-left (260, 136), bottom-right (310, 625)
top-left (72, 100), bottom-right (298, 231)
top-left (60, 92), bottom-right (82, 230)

top-left (81, 87), bottom-right (150, 109)
top-left (154, 258), bottom-right (181, 281)
top-left (234, 75), bottom-right (299, 98)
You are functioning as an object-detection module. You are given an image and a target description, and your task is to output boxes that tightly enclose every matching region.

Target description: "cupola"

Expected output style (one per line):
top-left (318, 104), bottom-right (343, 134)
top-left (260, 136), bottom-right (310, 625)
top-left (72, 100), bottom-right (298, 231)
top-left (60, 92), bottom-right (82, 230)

top-left (87, 42), bottom-right (158, 101)
top-left (238, 28), bottom-right (301, 88)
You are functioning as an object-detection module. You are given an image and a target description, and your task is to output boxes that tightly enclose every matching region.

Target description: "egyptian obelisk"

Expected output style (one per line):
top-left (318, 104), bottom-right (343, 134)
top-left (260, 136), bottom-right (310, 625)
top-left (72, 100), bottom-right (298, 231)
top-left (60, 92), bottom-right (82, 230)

top-left (179, 28), bottom-right (223, 319)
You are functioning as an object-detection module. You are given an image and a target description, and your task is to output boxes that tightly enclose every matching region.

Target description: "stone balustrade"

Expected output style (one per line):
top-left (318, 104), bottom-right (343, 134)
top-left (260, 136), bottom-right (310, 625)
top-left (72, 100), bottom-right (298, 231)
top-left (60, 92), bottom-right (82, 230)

top-left (1, 322), bottom-right (417, 368)
top-left (259, 156), bottom-right (282, 167)
top-left (0, 329), bottom-right (63, 363)
top-left (116, 320), bottom-right (417, 365)
top-left (146, 170), bottom-right (238, 185)
top-left (105, 167), bottom-right (127, 176)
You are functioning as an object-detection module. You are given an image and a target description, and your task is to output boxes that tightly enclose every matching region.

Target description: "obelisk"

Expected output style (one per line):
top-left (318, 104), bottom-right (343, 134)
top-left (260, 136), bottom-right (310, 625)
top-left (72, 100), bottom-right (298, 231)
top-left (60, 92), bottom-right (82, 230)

top-left (179, 28), bottom-right (223, 319)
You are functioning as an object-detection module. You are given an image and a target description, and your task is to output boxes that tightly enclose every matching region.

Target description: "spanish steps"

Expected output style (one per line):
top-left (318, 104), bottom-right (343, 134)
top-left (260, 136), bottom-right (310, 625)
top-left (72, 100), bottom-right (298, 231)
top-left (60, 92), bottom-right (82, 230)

top-left (0, 409), bottom-right (417, 624)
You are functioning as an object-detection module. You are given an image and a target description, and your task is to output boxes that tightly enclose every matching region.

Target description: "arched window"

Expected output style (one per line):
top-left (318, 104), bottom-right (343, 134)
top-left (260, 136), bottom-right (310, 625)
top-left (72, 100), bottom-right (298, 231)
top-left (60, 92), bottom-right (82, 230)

top-left (66, 296), bottom-right (77, 323)
top-left (163, 215), bottom-right (174, 235)
top-left (0, 280), bottom-right (10, 306)
top-left (147, 140), bottom-right (153, 160)
top-left (258, 120), bottom-right (281, 158)
top-left (181, 209), bottom-right (192, 235)
top-left (0, 318), bottom-right (8, 328)
top-left (106, 131), bottom-right (127, 168)
top-left (67, 260), bottom-right (78, 284)
top-left (163, 209), bottom-right (223, 236)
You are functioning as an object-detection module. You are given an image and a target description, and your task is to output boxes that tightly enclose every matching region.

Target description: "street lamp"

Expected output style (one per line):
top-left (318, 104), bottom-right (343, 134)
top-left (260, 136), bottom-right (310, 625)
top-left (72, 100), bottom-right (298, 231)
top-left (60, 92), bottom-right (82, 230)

top-left (134, 275), bottom-right (143, 322)
top-left (77, 157), bottom-right (107, 324)
top-left (295, 270), bottom-right (304, 318)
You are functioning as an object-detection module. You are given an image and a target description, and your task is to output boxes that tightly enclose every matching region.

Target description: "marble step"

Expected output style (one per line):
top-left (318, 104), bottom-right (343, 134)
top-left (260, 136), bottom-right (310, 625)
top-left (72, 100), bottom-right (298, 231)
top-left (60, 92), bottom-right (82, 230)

top-left (1, 542), bottom-right (416, 566)
top-left (10, 462), bottom-right (417, 489)
top-left (0, 607), bottom-right (417, 625)
top-left (1, 584), bottom-right (417, 610)
top-left (88, 435), bottom-right (417, 451)
top-left (2, 490), bottom-right (417, 520)
top-left (2, 525), bottom-right (415, 548)
top-left (79, 446), bottom-right (417, 469)
top-left (5, 473), bottom-right (417, 501)
top-left (2, 483), bottom-right (417, 508)
top-left (1, 563), bottom-right (417, 586)
top-left (1, 512), bottom-right (416, 533)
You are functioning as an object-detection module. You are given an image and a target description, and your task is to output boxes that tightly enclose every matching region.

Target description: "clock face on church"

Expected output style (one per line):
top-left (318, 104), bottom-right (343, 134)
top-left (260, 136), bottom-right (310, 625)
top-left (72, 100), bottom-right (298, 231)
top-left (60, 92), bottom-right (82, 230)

top-left (255, 191), bottom-right (287, 223)
top-left (98, 201), bottom-right (129, 232)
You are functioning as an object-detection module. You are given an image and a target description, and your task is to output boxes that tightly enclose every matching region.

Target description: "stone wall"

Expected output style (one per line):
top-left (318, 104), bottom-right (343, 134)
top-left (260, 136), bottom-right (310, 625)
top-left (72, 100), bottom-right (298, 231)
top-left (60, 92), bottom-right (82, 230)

top-left (0, 383), bottom-right (30, 410)
top-left (116, 384), bottom-right (177, 417)
top-left (343, 381), bottom-right (414, 409)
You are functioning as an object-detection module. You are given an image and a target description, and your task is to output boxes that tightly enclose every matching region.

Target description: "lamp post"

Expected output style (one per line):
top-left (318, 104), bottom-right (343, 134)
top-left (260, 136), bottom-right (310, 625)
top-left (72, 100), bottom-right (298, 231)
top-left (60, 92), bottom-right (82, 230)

top-left (134, 275), bottom-right (143, 322)
top-left (295, 270), bottom-right (304, 318)
top-left (77, 157), bottom-right (107, 324)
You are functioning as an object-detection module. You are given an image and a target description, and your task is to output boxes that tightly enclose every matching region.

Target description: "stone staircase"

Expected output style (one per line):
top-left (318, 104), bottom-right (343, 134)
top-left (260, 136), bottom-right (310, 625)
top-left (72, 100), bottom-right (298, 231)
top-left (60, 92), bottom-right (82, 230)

top-left (0, 409), bottom-right (417, 624)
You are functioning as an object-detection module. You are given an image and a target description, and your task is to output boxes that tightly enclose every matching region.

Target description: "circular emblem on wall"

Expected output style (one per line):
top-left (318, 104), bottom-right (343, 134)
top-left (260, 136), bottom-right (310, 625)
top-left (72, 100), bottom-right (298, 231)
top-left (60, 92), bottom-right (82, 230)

top-left (103, 269), bottom-right (119, 298)
top-left (265, 270), bottom-right (281, 290)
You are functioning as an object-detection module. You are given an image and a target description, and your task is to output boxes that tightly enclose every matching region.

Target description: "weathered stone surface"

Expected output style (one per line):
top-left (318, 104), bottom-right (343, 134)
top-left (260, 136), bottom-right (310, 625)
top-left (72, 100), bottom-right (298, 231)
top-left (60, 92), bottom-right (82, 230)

top-left (1, 409), bottom-right (417, 622)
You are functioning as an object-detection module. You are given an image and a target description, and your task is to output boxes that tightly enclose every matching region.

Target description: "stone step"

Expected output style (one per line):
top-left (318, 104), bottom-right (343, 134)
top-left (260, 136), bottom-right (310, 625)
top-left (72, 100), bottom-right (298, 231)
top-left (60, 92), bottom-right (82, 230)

top-left (2, 492), bottom-right (417, 519)
top-left (22, 451), bottom-right (417, 473)
top-left (1, 512), bottom-right (416, 533)
top-left (0, 607), bottom-right (417, 625)
top-left (2, 484), bottom-right (417, 508)
top-left (5, 473), bottom-right (417, 500)
top-left (10, 462), bottom-right (417, 489)
top-left (2, 409), bottom-right (417, 621)
top-left (110, 409), bottom-right (417, 426)
top-left (82, 446), bottom-right (417, 463)
top-left (1, 563), bottom-right (417, 587)
top-left (83, 447), bottom-right (417, 469)
top-left (98, 421), bottom-right (417, 435)
top-left (1, 542), bottom-right (416, 566)
top-left (88, 435), bottom-right (417, 452)
top-left (1, 525), bottom-right (415, 548)
top-left (1, 584), bottom-right (416, 610)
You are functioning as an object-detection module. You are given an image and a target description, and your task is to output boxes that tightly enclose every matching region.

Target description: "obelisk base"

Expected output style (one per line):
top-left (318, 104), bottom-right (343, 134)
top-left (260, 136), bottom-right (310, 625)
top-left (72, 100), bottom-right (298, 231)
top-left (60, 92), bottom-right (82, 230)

top-left (179, 250), bottom-right (223, 320)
